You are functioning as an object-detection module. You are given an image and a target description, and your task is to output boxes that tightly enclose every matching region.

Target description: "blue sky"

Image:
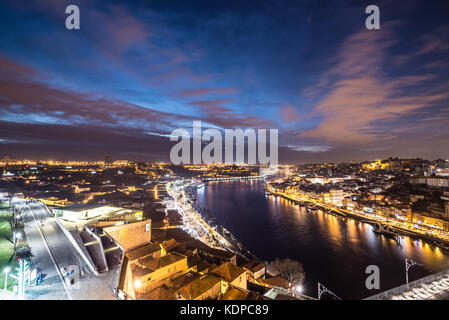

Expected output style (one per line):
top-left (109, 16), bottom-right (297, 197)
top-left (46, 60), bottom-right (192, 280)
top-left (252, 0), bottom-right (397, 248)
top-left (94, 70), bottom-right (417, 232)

top-left (1, 0), bottom-right (449, 162)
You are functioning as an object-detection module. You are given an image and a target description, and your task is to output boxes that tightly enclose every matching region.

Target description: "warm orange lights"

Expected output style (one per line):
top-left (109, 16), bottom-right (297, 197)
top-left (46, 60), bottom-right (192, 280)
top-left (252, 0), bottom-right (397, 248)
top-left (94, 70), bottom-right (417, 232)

top-left (134, 279), bottom-right (142, 288)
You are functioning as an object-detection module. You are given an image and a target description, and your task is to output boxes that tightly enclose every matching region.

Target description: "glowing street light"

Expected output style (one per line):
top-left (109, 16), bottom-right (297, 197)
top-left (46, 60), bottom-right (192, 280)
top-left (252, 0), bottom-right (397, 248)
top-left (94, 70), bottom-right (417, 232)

top-left (3, 267), bottom-right (10, 291)
top-left (134, 279), bottom-right (142, 289)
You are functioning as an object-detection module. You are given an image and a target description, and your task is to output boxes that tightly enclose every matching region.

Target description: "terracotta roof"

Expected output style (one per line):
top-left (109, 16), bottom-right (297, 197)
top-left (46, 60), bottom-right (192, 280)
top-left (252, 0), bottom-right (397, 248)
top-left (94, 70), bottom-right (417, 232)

top-left (171, 245), bottom-right (189, 256)
top-left (134, 252), bottom-right (186, 275)
top-left (258, 276), bottom-right (291, 290)
top-left (222, 286), bottom-right (249, 300)
top-left (210, 262), bottom-right (246, 283)
top-left (243, 261), bottom-right (265, 273)
top-left (137, 284), bottom-right (176, 300)
top-left (179, 274), bottom-right (221, 300)
top-left (126, 242), bottom-right (161, 261)
top-left (170, 271), bottom-right (201, 289)
top-left (161, 239), bottom-right (179, 252)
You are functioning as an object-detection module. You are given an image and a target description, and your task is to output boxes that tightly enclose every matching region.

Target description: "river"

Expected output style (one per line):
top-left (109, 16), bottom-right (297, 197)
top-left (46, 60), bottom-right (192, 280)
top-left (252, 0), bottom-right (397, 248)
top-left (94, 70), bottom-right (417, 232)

top-left (195, 179), bottom-right (449, 299)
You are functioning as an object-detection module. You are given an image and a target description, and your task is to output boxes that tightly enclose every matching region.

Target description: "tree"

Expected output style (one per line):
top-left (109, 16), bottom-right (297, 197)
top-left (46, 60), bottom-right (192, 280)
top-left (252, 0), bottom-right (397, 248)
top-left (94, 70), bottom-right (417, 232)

top-left (266, 258), bottom-right (305, 285)
top-left (7, 183), bottom-right (19, 208)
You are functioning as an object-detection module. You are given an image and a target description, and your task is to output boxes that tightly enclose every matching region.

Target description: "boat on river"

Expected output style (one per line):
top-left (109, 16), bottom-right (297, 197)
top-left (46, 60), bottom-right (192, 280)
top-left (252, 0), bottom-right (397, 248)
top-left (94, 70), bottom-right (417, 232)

top-left (373, 222), bottom-right (399, 239)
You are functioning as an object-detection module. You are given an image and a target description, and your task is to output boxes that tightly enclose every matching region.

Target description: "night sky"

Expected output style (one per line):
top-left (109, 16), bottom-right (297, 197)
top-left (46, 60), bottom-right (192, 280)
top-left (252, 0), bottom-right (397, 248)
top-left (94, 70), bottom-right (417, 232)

top-left (1, 0), bottom-right (449, 163)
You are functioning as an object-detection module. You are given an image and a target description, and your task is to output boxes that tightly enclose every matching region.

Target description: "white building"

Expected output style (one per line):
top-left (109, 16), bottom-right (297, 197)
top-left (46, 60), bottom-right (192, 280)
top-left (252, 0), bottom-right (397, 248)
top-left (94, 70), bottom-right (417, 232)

top-left (426, 177), bottom-right (449, 188)
top-left (54, 203), bottom-right (142, 221)
top-left (330, 189), bottom-right (344, 206)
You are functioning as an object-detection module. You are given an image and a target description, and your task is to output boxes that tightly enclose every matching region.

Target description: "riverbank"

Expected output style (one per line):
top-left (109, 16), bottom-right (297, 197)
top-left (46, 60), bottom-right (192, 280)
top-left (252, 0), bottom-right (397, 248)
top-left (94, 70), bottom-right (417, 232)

top-left (266, 189), bottom-right (449, 251)
top-left (168, 182), bottom-right (239, 249)
top-left (167, 180), bottom-right (258, 260)
top-left (195, 179), bottom-right (449, 298)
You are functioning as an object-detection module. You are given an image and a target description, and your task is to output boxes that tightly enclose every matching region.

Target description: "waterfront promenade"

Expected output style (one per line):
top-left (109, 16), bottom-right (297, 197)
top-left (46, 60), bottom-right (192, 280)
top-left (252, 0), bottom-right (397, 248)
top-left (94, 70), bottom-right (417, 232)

top-left (266, 186), bottom-right (449, 250)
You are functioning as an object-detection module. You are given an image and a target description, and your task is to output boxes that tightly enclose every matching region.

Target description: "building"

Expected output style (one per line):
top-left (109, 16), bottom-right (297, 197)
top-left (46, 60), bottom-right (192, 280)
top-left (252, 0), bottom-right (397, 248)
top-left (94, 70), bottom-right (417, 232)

top-left (39, 196), bottom-right (72, 206)
top-left (382, 206), bottom-right (411, 221)
top-left (130, 252), bottom-right (188, 296)
top-left (222, 286), bottom-right (249, 300)
top-left (210, 262), bottom-right (248, 292)
top-left (243, 261), bottom-right (266, 283)
top-left (445, 202), bottom-right (449, 220)
top-left (426, 177), bottom-right (449, 188)
top-left (103, 219), bottom-right (152, 251)
top-left (178, 274), bottom-right (222, 300)
top-left (113, 224), bottom-right (278, 301)
top-left (257, 275), bottom-right (294, 291)
top-left (410, 212), bottom-right (447, 231)
top-left (54, 203), bottom-right (142, 221)
top-left (442, 192), bottom-right (449, 220)
top-left (330, 189), bottom-right (344, 206)
top-left (410, 177), bottom-right (427, 185)
top-left (410, 177), bottom-right (449, 188)
top-left (119, 236), bottom-right (190, 299)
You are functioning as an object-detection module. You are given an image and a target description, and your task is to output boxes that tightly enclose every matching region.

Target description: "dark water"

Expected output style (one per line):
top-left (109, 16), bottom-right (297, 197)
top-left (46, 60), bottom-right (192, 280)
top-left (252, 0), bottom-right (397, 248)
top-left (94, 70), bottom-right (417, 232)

top-left (195, 180), bottom-right (449, 299)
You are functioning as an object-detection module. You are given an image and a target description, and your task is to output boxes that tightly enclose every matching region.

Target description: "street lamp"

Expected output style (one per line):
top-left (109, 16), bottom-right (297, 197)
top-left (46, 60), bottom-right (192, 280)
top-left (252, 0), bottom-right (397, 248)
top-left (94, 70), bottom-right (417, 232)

top-left (317, 282), bottom-right (341, 300)
top-left (3, 267), bottom-right (10, 291)
top-left (405, 258), bottom-right (418, 284)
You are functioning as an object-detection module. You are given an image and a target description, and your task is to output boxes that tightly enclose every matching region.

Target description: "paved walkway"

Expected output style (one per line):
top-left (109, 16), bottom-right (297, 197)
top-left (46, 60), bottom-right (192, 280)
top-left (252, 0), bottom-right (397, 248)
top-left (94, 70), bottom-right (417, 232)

top-left (16, 199), bottom-right (120, 300)
top-left (21, 201), bottom-right (70, 300)
top-left (0, 290), bottom-right (18, 300)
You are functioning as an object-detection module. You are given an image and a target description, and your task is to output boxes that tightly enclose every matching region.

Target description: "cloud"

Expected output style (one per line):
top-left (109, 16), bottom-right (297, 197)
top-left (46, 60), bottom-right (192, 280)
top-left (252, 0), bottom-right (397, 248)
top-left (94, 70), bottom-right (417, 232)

top-left (302, 23), bottom-right (449, 145)
top-left (189, 99), bottom-right (235, 109)
top-left (178, 88), bottom-right (239, 97)
top-left (0, 56), bottom-right (273, 132)
top-left (188, 98), bottom-right (275, 128)
top-left (100, 5), bottom-right (152, 47)
top-left (0, 56), bottom-right (276, 160)
top-left (0, 56), bottom-right (191, 133)
top-left (279, 103), bottom-right (300, 123)
top-left (0, 120), bottom-right (173, 161)
top-left (415, 25), bottom-right (449, 56)
top-left (286, 145), bottom-right (332, 152)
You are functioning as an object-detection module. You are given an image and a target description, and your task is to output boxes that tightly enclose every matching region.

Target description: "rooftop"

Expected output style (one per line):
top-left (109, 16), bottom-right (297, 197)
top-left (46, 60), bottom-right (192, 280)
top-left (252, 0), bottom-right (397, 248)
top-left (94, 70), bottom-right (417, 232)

top-left (170, 271), bottom-right (201, 289)
top-left (179, 274), bottom-right (221, 300)
top-left (137, 284), bottom-right (176, 300)
top-left (136, 252), bottom-right (186, 274)
top-left (243, 261), bottom-right (265, 273)
top-left (58, 202), bottom-right (109, 212)
top-left (210, 262), bottom-right (246, 283)
top-left (222, 286), bottom-right (249, 300)
top-left (258, 275), bottom-right (292, 290)
top-left (126, 242), bottom-right (162, 261)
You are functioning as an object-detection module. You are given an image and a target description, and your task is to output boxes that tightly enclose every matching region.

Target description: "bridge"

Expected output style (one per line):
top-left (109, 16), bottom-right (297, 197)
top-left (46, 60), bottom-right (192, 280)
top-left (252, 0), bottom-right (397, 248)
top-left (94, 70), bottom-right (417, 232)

top-left (364, 268), bottom-right (449, 300)
top-left (203, 175), bottom-right (266, 182)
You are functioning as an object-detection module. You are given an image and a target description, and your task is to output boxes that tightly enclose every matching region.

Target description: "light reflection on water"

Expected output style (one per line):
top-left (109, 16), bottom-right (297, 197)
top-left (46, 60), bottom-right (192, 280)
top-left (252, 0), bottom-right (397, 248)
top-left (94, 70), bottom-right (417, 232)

top-left (196, 180), bottom-right (449, 299)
